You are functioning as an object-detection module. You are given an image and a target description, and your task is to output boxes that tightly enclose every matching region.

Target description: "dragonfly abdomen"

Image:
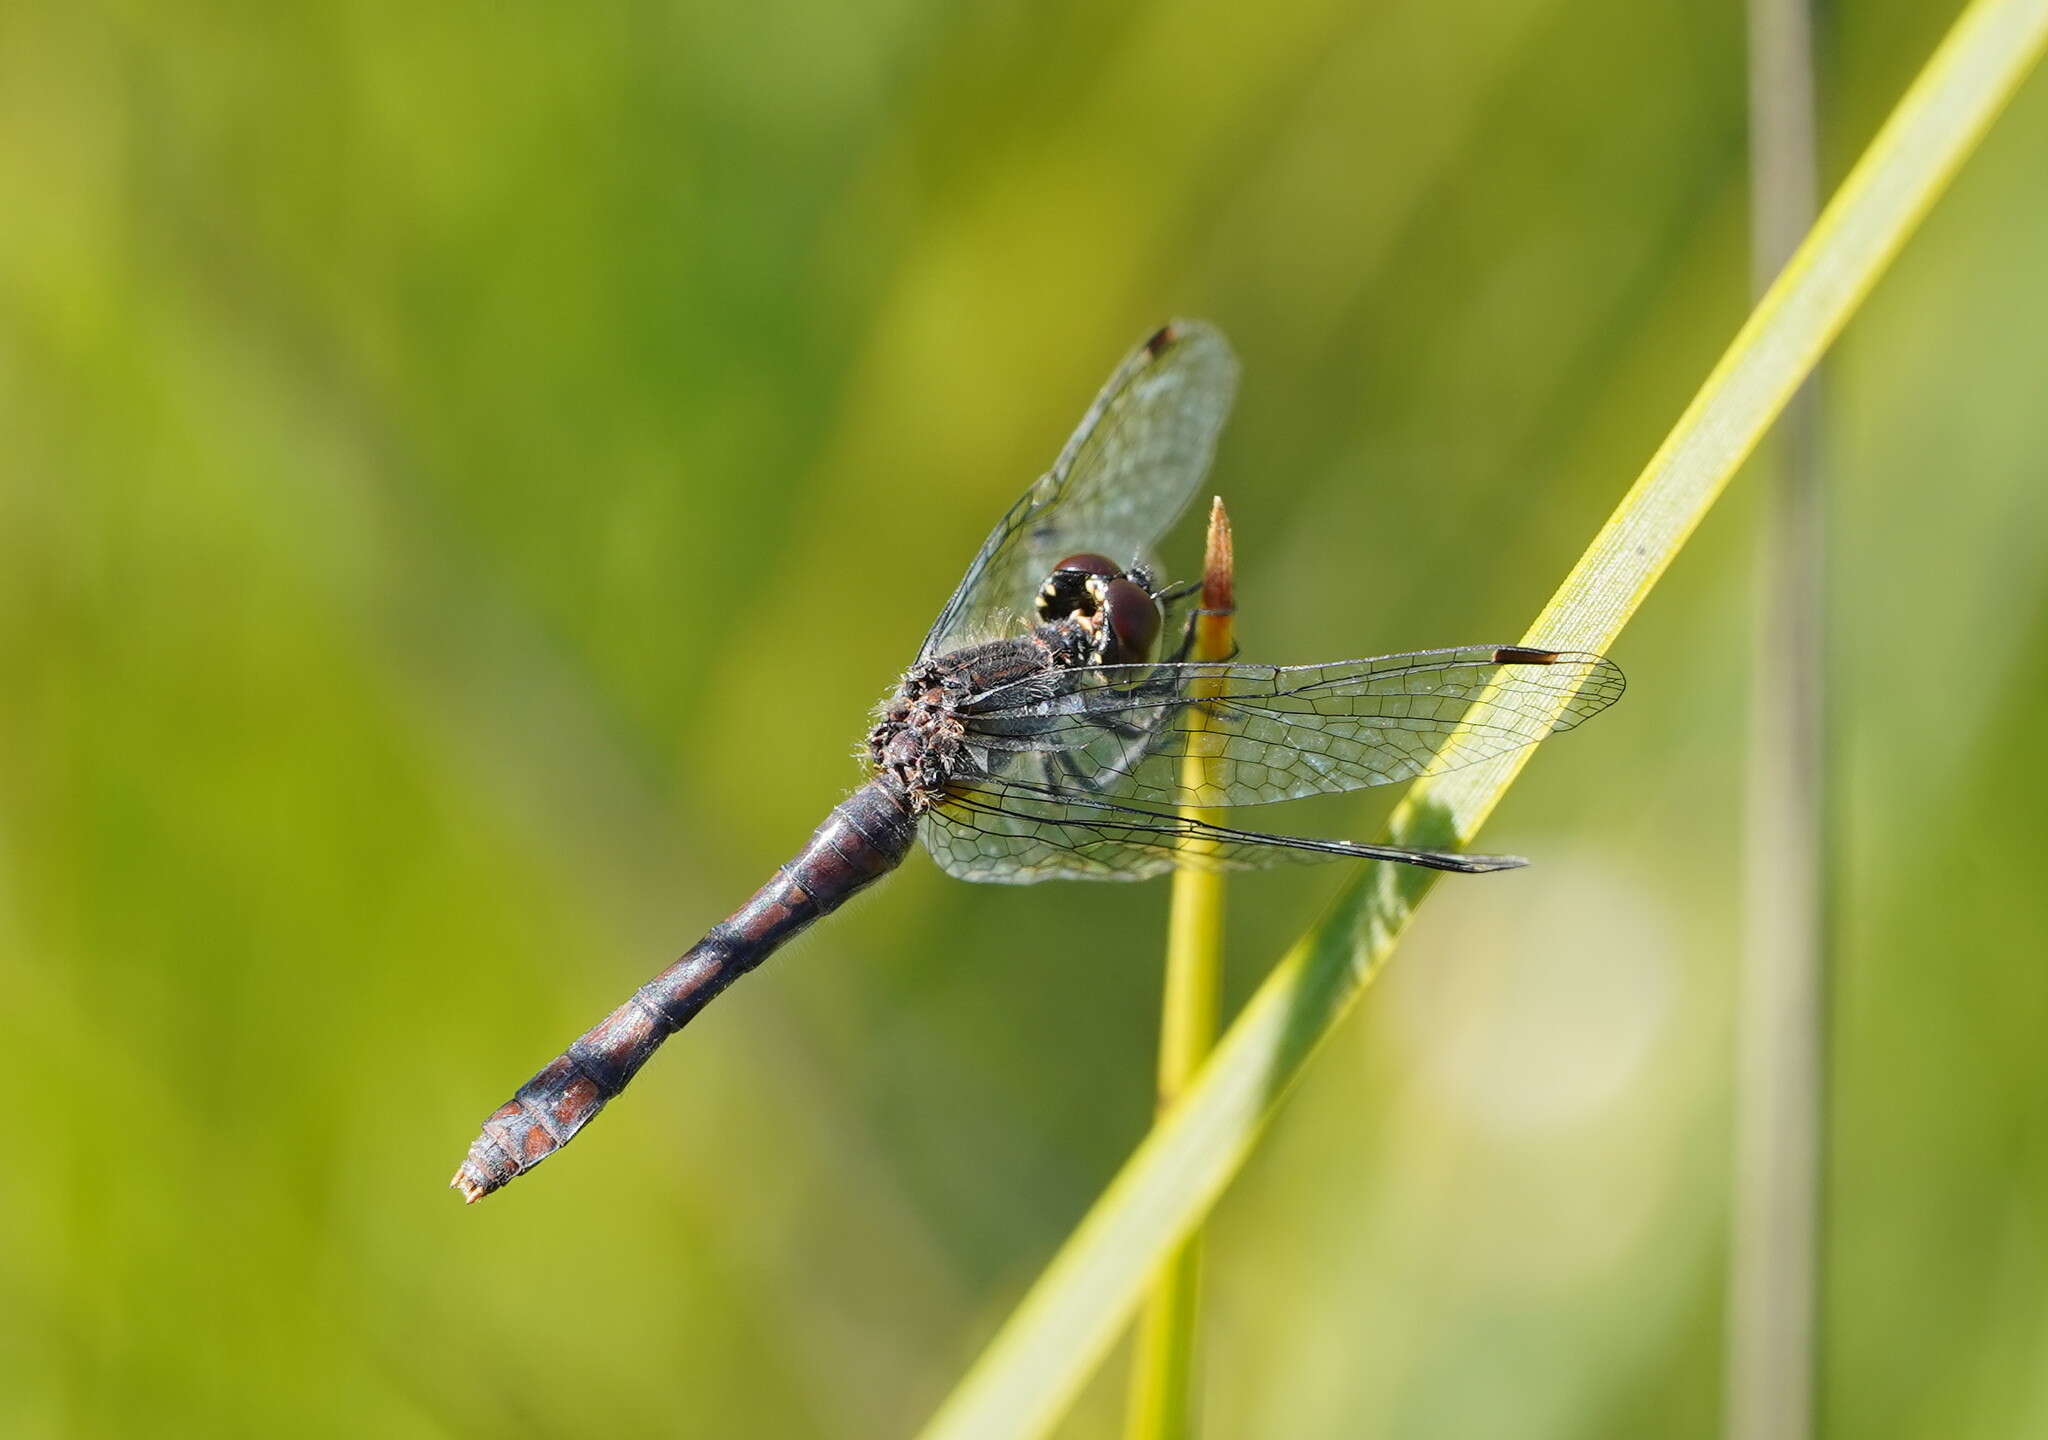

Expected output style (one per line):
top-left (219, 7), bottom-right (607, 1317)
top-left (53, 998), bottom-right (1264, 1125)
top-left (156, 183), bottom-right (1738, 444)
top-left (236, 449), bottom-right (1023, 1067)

top-left (451, 781), bottom-right (916, 1201)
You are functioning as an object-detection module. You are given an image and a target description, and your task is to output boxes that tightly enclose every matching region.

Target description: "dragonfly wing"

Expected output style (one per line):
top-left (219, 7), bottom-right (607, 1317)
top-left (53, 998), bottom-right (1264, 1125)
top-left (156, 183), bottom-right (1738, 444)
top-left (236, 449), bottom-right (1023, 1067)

top-left (923, 780), bottom-right (1525, 884)
top-left (957, 646), bottom-right (1625, 809)
top-left (917, 321), bottom-right (1238, 662)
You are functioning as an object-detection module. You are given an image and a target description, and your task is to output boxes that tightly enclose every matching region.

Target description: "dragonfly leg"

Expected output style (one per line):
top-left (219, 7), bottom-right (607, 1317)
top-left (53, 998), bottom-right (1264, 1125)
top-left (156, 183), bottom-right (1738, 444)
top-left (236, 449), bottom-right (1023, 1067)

top-left (1048, 706), bottom-right (1187, 796)
top-left (1163, 606), bottom-right (1239, 664)
top-left (1049, 749), bottom-right (1105, 795)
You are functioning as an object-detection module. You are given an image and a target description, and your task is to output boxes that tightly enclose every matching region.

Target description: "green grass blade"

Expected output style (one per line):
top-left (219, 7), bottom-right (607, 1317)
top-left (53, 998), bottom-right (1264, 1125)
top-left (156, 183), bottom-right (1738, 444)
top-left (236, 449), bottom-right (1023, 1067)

top-left (916, 4), bottom-right (2048, 1436)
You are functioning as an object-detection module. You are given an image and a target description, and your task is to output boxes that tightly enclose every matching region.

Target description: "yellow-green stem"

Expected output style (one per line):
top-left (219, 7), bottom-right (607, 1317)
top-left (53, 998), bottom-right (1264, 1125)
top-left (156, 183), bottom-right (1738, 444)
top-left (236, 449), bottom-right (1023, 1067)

top-left (1124, 499), bottom-right (1235, 1440)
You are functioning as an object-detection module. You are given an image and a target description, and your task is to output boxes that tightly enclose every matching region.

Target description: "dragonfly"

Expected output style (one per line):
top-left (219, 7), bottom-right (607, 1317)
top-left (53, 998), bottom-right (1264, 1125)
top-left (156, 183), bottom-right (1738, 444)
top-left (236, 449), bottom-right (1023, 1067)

top-left (451, 320), bottom-right (1625, 1202)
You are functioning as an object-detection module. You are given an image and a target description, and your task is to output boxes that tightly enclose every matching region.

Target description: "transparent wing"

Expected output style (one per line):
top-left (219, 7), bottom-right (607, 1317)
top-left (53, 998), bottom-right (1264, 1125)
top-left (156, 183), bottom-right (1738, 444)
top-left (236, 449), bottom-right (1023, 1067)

top-left (917, 320), bottom-right (1239, 662)
top-left (955, 646), bottom-right (1626, 809)
top-left (923, 780), bottom-right (1524, 885)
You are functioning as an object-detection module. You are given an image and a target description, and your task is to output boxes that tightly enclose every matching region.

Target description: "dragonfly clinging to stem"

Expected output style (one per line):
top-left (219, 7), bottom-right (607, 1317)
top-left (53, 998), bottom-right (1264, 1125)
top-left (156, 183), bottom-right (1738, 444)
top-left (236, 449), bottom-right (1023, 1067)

top-left (451, 320), bottom-right (1625, 1202)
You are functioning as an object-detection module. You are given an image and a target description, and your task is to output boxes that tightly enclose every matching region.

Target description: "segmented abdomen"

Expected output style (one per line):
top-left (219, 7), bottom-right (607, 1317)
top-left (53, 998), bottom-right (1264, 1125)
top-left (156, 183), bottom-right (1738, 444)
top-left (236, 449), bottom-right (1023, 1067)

top-left (452, 781), bottom-right (915, 1201)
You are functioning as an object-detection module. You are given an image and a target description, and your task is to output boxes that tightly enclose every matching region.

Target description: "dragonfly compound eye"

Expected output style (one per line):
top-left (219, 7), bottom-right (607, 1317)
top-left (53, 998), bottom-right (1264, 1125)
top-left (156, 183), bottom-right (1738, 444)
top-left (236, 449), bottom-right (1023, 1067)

top-left (1099, 576), bottom-right (1161, 665)
top-left (1036, 552), bottom-right (1123, 623)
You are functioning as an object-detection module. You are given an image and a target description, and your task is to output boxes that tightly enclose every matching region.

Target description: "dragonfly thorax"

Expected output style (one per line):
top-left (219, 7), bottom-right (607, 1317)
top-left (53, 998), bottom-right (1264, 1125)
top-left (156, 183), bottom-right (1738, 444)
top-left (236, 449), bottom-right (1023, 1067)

top-left (865, 671), bottom-right (967, 810)
top-left (865, 628), bottom-right (1092, 812)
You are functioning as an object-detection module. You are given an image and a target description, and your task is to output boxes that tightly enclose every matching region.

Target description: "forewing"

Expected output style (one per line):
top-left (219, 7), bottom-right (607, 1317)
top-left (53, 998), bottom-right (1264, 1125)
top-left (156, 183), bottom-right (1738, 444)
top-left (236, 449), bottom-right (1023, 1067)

top-left (957, 646), bottom-right (1625, 808)
top-left (923, 781), bottom-right (1523, 884)
top-left (917, 321), bottom-right (1239, 661)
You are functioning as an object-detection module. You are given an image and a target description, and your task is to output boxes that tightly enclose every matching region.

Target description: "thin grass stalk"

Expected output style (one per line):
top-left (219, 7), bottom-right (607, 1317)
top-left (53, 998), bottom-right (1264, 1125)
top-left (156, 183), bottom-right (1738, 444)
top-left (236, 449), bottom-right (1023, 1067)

top-left (1728, 0), bottom-right (1830, 1436)
top-left (916, 7), bottom-right (2048, 1436)
top-left (1124, 500), bottom-right (1237, 1440)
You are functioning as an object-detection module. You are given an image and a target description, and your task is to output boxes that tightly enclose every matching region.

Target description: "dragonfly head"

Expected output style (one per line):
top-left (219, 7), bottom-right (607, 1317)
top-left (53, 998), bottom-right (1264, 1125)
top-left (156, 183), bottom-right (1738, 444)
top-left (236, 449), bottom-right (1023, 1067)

top-left (1036, 553), bottom-right (1162, 667)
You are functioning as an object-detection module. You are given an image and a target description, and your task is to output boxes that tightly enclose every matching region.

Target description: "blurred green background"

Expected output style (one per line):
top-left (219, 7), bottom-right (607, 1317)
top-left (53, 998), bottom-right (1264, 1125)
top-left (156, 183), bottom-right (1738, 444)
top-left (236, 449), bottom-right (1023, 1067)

top-left (4, 1), bottom-right (2046, 1436)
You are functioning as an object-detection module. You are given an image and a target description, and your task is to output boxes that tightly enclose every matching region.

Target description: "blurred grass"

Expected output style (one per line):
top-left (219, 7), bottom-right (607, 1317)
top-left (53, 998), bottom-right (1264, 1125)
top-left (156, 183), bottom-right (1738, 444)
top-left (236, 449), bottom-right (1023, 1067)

top-left (4, 2), bottom-right (2048, 1438)
top-left (1728, 0), bottom-right (1828, 1435)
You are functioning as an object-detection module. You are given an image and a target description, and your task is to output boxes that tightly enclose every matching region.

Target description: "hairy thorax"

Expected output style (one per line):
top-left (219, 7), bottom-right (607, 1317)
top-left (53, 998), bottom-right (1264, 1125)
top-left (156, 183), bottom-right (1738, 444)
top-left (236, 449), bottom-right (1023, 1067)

top-left (865, 623), bottom-right (1094, 812)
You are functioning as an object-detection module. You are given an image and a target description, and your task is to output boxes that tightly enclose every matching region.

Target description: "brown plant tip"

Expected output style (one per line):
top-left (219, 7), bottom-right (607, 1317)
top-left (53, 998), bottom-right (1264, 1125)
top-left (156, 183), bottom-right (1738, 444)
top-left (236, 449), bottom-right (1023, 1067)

top-left (1200, 495), bottom-right (1235, 617)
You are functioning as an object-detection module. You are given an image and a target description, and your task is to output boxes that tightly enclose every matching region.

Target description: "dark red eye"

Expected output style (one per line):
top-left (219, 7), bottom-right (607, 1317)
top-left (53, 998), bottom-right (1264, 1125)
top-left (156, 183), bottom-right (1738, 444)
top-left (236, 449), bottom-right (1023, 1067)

top-left (1100, 577), bottom-right (1161, 665)
top-left (1050, 552), bottom-right (1121, 579)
